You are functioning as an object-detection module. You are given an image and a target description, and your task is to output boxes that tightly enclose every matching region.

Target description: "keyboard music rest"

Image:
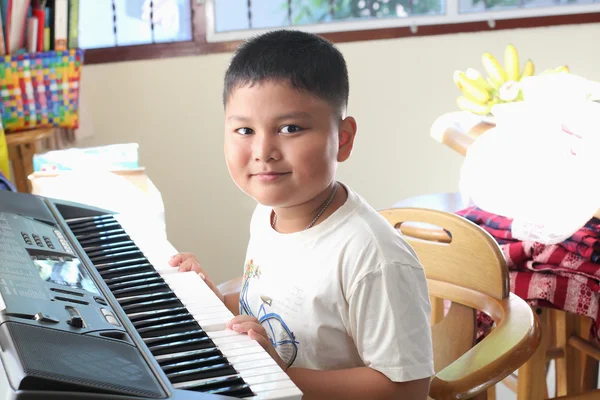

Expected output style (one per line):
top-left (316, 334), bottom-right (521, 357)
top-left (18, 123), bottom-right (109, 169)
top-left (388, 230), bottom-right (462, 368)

top-left (65, 213), bottom-right (302, 400)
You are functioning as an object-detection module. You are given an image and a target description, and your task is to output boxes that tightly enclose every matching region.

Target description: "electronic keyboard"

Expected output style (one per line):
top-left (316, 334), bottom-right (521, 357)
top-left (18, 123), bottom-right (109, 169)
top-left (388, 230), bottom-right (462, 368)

top-left (0, 190), bottom-right (302, 400)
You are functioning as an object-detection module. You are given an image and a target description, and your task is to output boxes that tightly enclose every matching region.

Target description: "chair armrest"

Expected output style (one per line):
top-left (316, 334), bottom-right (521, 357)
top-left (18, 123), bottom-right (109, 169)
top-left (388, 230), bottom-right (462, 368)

top-left (217, 275), bottom-right (243, 296)
top-left (428, 280), bottom-right (541, 399)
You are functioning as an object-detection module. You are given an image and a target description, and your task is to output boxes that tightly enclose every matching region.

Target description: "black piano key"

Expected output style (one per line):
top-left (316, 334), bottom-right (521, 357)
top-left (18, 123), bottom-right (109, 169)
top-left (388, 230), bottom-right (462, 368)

top-left (166, 362), bottom-right (235, 383)
top-left (83, 241), bottom-right (137, 254)
top-left (93, 257), bottom-right (149, 270)
top-left (89, 249), bottom-right (145, 263)
top-left (75, 228), bottom-right (126, 241)
top-left (175, 374), bottom-right (240, 390)
top-left (78, 232), bottom-right (130, 246)
top-left (121, 296), bottom-right (181, 313)
top-left (111, 282), bottom-right (169, 297)
top-left (103, 271), bottom-right (158, 285)
top-left (206, 383), bottom-right (253, 397)
top-left (143, 329), bottom-right (204, 345)
top-left (139, 321), bottom-right (200, 338)
top-left (126, 306), bottom-right (188, 322)
top-left (70, 221), bottom-right (121, 234)
top-left (176, 374), bottom-right (254, 397)
top-left (162, 355), bottom-right (225, 372)
top-left (107, 275), bottom-right (164, 290)
top-left (137, 319), bottom-right (197, 334)
top-left (97, 263), bottom-right (154, 277)
top-left (133, 312), bottom-right (191, 328)
top-left (67, 214), bottom-right (114, 227)
top-left (155, 348), bottom-right (220, 365)
top-left (149, 336), bottom-right (214, 355)
top-left (118, 291), bottom-right (175, 305)
top-left (174, 375), bottom-right (253, 397)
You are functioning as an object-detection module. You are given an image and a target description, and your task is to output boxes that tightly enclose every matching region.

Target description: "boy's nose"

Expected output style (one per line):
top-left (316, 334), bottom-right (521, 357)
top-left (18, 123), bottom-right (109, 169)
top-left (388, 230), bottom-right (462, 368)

top-left (253, 134), bottom-right (281, 162)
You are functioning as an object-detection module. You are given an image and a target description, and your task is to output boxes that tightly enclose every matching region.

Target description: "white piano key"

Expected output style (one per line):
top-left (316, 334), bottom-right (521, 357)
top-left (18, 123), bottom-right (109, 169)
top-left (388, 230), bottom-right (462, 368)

top-left (207, 329), bottom-right (239, 339)
top-left (234, 357), bottom-right (278, 371)
top-left (187, 309), bottom-right (232, 320)
top-left (250, 386), bottom-right (303, 400)
top-left (227, 351), bottom-right (273, 365)
top-left (211, 334), bottom-right (253, 346)
top-left (216, 339), bottom-right (261, 352)
top-left (186, 303), bottom-right (229, 315)
top-left (243, 372), bottom-right (290, 386)
top-left (250, 379), bottom-right (298, 394)
top-left (217, 342), bottom-right (265, 357)
top-left (194, 317), bottom-right (232, 328)
top-left (238, 365), bottom-right (284, 379)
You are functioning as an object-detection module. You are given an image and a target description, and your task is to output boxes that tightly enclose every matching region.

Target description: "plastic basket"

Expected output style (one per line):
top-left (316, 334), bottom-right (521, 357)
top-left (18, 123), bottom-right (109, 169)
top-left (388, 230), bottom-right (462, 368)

top-left (0, 49), bottom-right (84, 133)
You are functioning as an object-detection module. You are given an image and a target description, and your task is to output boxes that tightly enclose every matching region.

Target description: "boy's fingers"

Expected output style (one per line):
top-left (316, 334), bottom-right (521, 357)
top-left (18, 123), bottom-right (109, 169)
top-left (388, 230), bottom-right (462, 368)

top-left (168, 254), bottom-right (182, 267)
top-left (178, 258), bottom-right (203, 274)
top-left (168, 252), bottom-right (197, 267)
top-left (225, 315), bottom-right (259, 329)
top-left (231, 322), bottom-right (267, 338)
top-left (248, 329), bottom-right (270, 349)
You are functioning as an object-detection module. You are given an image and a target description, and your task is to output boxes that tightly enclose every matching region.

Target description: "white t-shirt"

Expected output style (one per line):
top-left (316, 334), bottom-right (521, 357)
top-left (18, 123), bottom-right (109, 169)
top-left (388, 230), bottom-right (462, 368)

top-left (239, 183), bottom-right (435, 382)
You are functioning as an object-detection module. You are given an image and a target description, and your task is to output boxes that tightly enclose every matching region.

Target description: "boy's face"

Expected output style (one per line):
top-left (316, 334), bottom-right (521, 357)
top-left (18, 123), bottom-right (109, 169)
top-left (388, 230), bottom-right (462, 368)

top-left (224, 80), bottom-right (356, 208)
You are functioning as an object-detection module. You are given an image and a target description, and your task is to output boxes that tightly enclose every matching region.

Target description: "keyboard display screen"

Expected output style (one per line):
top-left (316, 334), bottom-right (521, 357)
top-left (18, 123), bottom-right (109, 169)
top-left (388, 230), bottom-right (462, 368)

top-left (34, 257), bottom-right (101, 294)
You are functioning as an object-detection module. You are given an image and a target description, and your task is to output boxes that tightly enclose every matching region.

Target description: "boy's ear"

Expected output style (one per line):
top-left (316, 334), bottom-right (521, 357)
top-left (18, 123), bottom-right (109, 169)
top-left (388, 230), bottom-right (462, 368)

top-left (337, 116), bottom-right (357, 162)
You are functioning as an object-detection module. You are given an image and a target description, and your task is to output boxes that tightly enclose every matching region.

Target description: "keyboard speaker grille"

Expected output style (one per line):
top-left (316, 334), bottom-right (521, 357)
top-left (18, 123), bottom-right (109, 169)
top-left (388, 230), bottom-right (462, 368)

top-left (1, 321), bottom-right (166, 399)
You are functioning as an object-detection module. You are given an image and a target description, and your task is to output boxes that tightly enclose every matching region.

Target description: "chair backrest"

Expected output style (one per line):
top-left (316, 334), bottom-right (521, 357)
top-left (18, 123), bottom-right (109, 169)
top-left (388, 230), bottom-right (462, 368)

top-left (379, 207), bottom-right (509, 300)
top-left (379, 207), bottom-right (514, 394)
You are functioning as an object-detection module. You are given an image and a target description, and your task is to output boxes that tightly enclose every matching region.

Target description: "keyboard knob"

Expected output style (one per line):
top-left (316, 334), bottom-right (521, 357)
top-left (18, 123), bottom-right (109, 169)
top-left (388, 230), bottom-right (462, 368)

top-left (67, 315), bottom-right (84, 328)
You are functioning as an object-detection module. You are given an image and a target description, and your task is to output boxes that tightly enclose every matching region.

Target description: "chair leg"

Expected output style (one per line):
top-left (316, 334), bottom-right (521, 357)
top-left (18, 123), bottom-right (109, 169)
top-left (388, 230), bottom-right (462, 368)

top-left (555, 310), bottom-right (582, 396)
top-left (486, 385), bottom-right (496, 400)
top-left (517, 308), bottom-right (548, 400)
top-left (580, 316), bottom-right (599, 391)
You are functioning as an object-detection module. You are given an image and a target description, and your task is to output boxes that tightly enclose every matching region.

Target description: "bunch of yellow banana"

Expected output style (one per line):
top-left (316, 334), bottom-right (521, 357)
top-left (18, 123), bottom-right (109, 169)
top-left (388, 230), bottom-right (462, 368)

top-left (454, 44), bottom-right (570, 116)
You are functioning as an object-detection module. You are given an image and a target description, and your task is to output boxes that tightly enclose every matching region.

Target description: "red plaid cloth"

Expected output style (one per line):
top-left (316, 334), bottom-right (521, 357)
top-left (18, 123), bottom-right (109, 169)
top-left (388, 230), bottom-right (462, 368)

top-left (455, 207), bottom-right (600, 341)
top-left (457, 207), bottom-right (600, 262)
top-left (477, 270), bottom-right (600, 341)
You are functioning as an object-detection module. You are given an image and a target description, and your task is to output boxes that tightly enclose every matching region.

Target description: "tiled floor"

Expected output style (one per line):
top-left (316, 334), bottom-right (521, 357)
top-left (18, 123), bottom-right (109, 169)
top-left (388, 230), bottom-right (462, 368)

top-left (495, 361), bottom-right (599, 399)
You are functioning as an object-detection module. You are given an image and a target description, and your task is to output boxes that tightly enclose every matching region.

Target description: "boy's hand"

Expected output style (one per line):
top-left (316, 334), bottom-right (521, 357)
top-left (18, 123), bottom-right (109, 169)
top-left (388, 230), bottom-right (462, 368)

top-left (226, 315), bottom-right (287, 372)
top-left (168, 253), bottom-right (224, 303)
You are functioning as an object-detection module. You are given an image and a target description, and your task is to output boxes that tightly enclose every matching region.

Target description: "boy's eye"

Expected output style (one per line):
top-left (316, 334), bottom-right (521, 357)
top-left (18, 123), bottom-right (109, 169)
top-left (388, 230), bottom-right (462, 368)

top-left (236, 127), bottom-right (254, 135)
top-left (280, 125), bottom-right (302, 134)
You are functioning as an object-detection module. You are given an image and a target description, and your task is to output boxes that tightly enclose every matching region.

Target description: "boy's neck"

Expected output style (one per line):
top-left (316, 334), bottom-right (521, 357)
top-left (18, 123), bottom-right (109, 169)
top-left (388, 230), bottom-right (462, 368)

top-left (271, 182), bottom-right (347, 233)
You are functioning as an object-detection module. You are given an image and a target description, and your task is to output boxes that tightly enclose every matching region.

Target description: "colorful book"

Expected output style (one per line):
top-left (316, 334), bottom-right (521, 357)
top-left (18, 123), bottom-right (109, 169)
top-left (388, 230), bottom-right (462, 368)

top-left (53, 0), bottom-right (67, 51)
top-left (67, 0), bottom-right (77, 49)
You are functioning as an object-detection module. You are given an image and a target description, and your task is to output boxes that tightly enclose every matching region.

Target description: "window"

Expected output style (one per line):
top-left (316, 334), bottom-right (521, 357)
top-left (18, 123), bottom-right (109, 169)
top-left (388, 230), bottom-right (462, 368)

top-left (79, 0), bottom-right (192, 49)
top-left (82, 0), bottom-right (600, 64)
top-left (205, 0), bottom-right (600, 42)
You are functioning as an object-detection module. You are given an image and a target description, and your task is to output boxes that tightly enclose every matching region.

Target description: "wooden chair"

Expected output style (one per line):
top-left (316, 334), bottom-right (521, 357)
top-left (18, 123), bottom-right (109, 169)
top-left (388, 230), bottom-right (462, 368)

top-left (217, 207), bottom-right (541, 399)
top-left (395, 193), bottom-right (600, 399)
top-left (379, 207), bottom-right (540, 399)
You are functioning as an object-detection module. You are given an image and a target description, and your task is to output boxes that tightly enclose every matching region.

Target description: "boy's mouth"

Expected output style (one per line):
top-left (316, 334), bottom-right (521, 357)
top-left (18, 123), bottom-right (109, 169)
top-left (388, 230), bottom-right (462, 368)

top-left (251, 172), bottom-right (291, 182)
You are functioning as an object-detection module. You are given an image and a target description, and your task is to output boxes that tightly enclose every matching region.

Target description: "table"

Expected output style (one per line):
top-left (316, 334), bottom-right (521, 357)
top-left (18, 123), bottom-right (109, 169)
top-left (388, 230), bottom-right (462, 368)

top-left (6, 127), bottom-right (58, 193)
top-left (422, 111), bottom-right (600, 399)
top-left (431, 111), bottom-right (600, 219)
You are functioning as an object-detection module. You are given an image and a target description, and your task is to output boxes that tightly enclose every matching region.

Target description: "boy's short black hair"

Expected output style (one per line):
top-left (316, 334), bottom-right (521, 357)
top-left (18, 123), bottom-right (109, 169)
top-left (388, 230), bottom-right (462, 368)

top-left (223, 29), bottom-right (349, 116)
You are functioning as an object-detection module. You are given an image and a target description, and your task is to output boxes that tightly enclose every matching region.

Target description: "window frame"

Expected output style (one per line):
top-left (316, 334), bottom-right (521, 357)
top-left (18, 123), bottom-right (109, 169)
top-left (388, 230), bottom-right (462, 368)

top-left (83, 0), bottom-right (600, 65)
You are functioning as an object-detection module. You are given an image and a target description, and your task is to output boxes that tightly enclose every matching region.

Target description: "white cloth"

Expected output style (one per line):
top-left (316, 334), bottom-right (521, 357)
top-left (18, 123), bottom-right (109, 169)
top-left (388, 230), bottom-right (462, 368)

top-left (239, 183), bottom-right (435, 382)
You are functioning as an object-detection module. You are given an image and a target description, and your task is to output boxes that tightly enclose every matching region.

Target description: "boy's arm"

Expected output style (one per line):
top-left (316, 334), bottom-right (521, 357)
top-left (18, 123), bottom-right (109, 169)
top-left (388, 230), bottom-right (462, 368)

top-left (223, 291), bottom-right (240, 315)
top-left (217, 275), bottom-right (243, 315)
top-left (286, 367), bottom-right (430, 400)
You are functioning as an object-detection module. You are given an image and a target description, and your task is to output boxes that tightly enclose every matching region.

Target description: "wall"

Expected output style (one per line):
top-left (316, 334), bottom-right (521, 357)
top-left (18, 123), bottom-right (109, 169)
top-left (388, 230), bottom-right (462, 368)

top-left (78, 22), bottom-right (599, 284)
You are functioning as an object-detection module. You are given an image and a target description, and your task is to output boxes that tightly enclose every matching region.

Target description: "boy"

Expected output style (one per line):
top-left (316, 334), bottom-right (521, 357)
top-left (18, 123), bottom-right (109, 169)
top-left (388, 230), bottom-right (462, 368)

top-left (169, 29), bottom-right (434, 399)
